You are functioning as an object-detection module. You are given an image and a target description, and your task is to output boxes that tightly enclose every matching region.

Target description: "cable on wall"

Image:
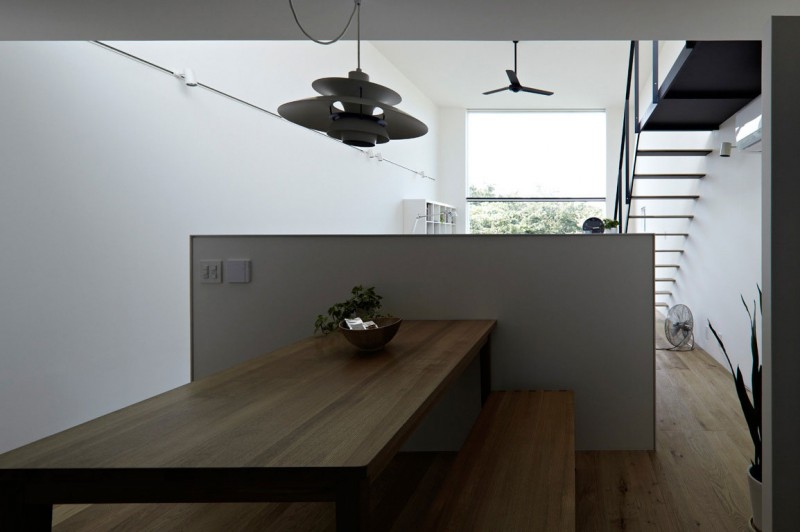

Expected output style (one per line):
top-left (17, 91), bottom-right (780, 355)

top-left (90, 41), bottom-right (435, 181)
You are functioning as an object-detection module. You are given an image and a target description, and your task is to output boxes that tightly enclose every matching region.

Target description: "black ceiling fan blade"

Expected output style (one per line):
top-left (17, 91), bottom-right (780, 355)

top-left (482, 87), bottom-right (508, 95)
top-left (506, 69), bottom-right (520, 85)
top-left (519, 86), bottom-right (554, 96)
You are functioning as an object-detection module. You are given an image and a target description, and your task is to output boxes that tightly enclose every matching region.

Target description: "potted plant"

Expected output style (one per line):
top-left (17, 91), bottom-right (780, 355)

top-left (603, 218), bottom-right (620, 233)
top-left (314, 285), bottom-right (385, 334)
top-left (708, 288), bottom-right (762, 531)
top-left (314, 285), bottom-right (401, 351)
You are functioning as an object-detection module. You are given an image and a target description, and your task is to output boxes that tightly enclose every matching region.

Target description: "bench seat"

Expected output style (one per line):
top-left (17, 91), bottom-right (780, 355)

top-left (423, 390), bottom-right (575, 531)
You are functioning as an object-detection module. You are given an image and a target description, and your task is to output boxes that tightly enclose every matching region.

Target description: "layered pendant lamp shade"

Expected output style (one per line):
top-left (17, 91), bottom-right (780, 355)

top-left (279, 0), bottom-right (427, 147)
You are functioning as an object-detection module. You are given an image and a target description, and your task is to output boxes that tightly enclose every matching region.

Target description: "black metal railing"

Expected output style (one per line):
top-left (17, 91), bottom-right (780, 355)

top-left (616, 40), bottom-right (658, 233)
top-left (613, 41), bottom-right (636, 231)
top-left (625, 132), bottom-right (641, 232)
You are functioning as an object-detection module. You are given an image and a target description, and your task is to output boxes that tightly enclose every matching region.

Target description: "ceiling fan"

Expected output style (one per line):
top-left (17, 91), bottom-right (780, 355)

top-left (483, 40), bottom-right (554, 96)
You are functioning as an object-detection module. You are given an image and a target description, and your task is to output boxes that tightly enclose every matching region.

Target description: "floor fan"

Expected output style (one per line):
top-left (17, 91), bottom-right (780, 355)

top-left (664, 304), bottom-right (695, 351)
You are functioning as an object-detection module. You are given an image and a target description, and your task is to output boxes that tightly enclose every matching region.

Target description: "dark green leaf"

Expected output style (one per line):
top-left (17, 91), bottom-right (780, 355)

top-left (708, 320), bottom-right (736, 378)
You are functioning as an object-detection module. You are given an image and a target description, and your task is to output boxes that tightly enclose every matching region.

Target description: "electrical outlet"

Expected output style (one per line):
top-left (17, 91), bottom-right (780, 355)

top-left (200, 260), bottom-right (222, 284)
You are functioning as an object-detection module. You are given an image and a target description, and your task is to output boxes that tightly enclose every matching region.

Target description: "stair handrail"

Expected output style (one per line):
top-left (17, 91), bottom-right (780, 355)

top-left (622, 42), bottom-right (661, 233)
top-left (624, 132), bottom-right (641, 233)
top-left (614, 41), bottom-right (637, 229)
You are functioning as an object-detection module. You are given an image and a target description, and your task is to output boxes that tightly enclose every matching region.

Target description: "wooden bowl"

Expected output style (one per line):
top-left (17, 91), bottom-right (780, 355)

top-left (338, 317), bottom-right (403, 352)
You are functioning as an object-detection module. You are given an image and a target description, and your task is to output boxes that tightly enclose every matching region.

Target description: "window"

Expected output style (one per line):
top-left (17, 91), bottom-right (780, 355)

top-left (467, 111), bottom-right (606, 234)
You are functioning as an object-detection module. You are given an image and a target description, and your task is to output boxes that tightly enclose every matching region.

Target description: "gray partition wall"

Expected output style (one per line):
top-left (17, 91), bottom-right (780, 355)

top-left (191, 235), bottom-right (654, 450)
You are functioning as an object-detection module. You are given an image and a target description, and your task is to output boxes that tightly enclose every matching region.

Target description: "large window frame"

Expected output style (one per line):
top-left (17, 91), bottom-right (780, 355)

top-left (466, 110), bottom-right (607, 234)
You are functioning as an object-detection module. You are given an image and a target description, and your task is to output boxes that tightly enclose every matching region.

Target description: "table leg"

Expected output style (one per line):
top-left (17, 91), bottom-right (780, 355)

top-left (0, 500), bottom-right (52, 530)
top-left (480, 339), bottom-right (492, 405)
top-left (335, 476), bottom-right (369, 531)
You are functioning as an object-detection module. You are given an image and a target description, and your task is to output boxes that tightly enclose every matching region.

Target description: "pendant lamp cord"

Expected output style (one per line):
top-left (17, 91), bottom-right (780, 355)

top-left (357, 1), bottom-right (361, 70)
top-left (289, 0), bottom-right (360, 46)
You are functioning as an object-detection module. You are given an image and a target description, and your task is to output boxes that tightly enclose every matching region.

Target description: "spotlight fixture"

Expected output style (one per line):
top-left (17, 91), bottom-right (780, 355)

top-left (278, 0), bottom-right (427, 147)
top-left (176, 68), bottom-right (197, 87)
top-left (720, 141), bottom-right (735, 157)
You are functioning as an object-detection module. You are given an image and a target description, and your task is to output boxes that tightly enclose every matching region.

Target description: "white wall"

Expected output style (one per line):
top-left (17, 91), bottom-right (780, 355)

top-left (669, 105), bottom-right (762, 383)
top-left (437, 108), bottom-right (468, 232)
top-left (637, 41), bottom-right (687, 121)
top-left (192, 234), bottom-right (656, 450)
top-left (0, 41), bottom-right (439, 453)
top-left (606, 104), bottom-right (624, 218)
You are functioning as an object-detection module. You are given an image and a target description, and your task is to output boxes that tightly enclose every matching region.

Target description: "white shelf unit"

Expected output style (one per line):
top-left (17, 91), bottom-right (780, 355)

top-left (403, 199), bottom-right (457, 235)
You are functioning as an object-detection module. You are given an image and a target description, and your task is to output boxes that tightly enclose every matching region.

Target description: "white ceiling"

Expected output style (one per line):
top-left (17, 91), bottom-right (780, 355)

top-left (1, 0), bottom-right (798, 40)
top-left (0, 0), bottom-right (781, 113)
top-left (372, 41), bottom-right (631, 110)
top-left (3, 0), bottom-right (779, 112)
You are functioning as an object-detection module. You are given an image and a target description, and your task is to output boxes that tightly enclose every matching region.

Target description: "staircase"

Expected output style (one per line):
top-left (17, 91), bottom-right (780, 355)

top-left (625, 133), bottom-right (712, 309)
top-left (614, 40), bottom-right (760, 312)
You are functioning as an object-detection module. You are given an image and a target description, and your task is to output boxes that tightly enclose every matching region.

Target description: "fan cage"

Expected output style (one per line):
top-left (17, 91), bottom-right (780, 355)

top-left (664, 304), bottom-right (694, 351)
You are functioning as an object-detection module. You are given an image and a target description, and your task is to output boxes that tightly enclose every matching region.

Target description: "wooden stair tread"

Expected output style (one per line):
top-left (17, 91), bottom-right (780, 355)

top-left (633, 173), bottom-right (705, 179)
top-left (656, 278), bottom-right (676, 282)
top-left (629, 215), bottom-right (694, 219)
top-left (656, 291), bottom-right (672, 295)
top-left (655, 249), bottom-right (685, 253)
top-left (631, 195), bottom-right (700, 199)
top-left (637, 150), bottom-right (712, 156)
top-left (656, 264), bottom-right (681, 268)
top-left (656, 302), bottom-right (669, 308)
top-left (423, 391), bottom-right (575, 532)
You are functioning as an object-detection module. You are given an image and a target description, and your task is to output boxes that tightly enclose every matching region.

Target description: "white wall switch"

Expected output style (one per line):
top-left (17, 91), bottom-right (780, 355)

top-left (225, 259), bottom-right (251, 283)
top-left (200, 260), bottom-right (222, 283)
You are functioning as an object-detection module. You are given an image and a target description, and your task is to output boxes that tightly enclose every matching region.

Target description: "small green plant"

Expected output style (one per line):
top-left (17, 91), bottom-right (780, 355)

top-left (708, 286), bottom-right (762, 481)
top-left (603, 218), bottom-right (620, 229)
top-left (314, 285), bottom-right (384, 334)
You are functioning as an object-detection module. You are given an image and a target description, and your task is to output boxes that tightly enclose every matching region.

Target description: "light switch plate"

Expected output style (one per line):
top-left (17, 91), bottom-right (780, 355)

top-left (200, 260), bottom-right (222, 284)
top-left (226, 259), bottom-right (251, 283)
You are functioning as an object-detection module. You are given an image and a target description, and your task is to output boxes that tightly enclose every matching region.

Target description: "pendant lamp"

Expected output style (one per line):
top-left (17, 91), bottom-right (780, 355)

top-left (278, 1), bottom-right (427, 147)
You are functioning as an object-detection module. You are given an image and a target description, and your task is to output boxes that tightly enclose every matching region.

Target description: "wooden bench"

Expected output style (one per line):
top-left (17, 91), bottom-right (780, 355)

top-left (423, 390), bottom-right (575, 531)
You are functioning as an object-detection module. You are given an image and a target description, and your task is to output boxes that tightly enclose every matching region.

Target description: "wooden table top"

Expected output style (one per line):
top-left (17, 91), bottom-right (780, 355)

top-left (0, 320), bottom-right (495, 479)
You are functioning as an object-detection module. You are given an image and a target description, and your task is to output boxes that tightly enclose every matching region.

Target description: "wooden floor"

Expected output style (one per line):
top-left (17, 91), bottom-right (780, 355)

top-left (575, 313), bottom-right (753, 531)
top-left (54, 314), bottom-right (753, 531)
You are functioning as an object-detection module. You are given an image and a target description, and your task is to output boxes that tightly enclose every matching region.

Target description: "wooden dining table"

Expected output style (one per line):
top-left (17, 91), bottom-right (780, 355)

top-left (0, 319), bottom-right (496, 531)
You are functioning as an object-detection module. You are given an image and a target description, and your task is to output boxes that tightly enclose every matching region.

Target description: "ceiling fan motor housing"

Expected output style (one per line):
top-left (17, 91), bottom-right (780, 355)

top-left (482, 41), bottom-right (554, 97)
